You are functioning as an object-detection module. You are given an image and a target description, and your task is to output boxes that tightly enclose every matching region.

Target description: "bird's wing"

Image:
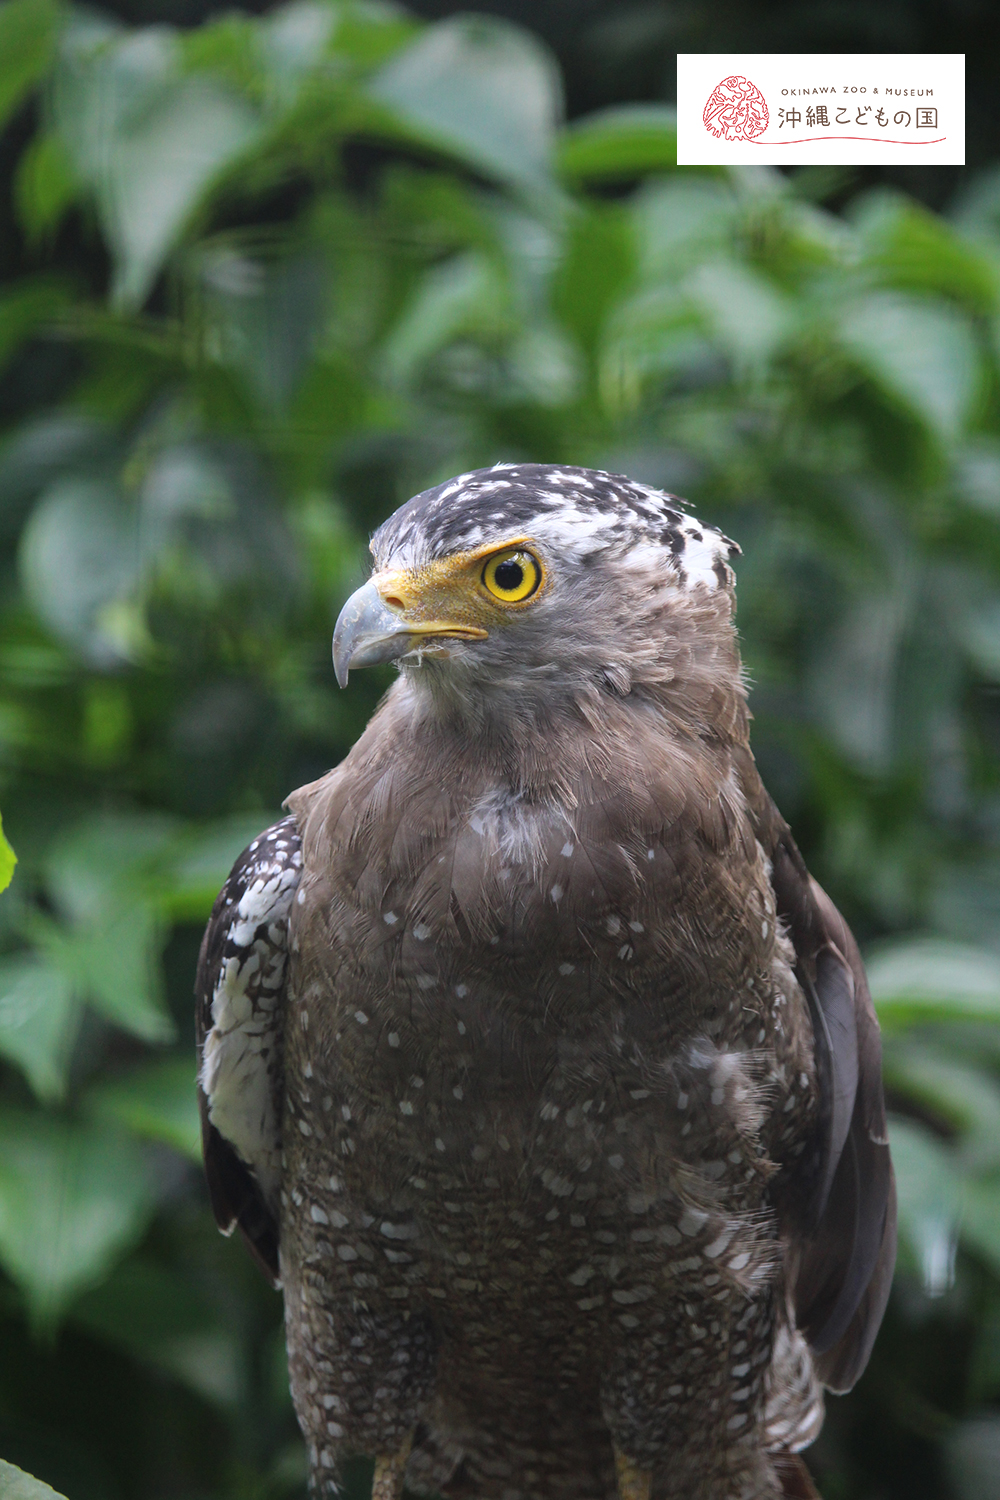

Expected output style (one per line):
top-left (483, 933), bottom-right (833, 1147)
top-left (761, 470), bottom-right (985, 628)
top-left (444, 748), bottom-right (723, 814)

top-left (195, 814), bottom-right (303, 1287)
top-left (740, 754), bottom-right (897, 1394)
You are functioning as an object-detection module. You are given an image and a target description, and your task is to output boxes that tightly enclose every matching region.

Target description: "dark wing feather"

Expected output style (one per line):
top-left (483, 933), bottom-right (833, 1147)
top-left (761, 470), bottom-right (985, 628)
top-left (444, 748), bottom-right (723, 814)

top-left (739, 754), bottom-right (896, 1392)
top-left (195, 814), bottom-right (303, 1288)
top-left (795, 881), bottom-right (896, 1391)
top-left (200, 1115), bottom-right (281, 1287)
top-left (772, 1454), bottom-right (822, 1500)
top-left (807, 947), bottom-right (859, 1221)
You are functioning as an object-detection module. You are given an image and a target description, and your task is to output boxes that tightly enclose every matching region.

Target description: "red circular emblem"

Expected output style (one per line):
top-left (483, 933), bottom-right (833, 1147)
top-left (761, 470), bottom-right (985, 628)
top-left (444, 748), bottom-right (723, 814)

top-left (702, 75), bottom-right (769, 141)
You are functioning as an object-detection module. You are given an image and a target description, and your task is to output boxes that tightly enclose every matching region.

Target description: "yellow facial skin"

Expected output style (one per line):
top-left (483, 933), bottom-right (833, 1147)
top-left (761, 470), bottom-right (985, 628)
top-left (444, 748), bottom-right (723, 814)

top-left (371, 537), bottom-right (548, 639)
top-left (333, 537), bottom-right (550, 685)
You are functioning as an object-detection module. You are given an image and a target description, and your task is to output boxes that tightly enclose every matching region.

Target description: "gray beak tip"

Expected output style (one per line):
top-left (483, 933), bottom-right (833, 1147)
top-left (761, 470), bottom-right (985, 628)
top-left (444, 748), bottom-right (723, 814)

top-left (332, 579), bottom-right (417, 687)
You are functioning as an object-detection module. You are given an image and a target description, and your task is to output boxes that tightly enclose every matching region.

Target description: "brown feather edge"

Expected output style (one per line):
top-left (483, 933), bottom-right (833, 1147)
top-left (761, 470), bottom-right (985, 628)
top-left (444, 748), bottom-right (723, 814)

top-left (737, 751), bottom-right (896, 1391)
top-left (772, 1453), bottom-right (823, 1500)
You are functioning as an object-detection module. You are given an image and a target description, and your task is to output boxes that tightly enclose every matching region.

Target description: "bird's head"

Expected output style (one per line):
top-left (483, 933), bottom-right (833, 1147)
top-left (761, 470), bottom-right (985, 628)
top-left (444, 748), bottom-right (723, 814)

top-left (333, 464), bottom-right (741, 730)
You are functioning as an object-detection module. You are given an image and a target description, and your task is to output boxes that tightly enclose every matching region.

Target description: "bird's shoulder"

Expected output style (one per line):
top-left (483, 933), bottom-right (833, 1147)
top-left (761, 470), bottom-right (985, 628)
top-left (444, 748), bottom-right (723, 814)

top-left (196, 813), bottom-right (303, 1285)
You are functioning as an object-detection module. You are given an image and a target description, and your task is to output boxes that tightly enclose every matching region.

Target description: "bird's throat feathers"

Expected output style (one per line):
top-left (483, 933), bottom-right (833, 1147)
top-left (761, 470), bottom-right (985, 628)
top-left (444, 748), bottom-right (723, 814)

top-left (289, 580), bottom-right (751, 908)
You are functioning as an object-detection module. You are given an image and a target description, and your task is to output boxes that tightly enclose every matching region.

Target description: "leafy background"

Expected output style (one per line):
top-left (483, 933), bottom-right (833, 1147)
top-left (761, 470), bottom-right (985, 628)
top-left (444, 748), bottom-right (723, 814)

top-left (1, 1), bottom-right (1000, 1497)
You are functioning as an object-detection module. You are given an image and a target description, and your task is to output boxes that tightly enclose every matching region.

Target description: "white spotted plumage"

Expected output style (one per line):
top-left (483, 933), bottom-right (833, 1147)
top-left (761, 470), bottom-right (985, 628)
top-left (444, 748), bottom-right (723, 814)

top-left (198, 816), bottom-right (302, 1212)
top-left (371, 463), bottom-right (738, 593)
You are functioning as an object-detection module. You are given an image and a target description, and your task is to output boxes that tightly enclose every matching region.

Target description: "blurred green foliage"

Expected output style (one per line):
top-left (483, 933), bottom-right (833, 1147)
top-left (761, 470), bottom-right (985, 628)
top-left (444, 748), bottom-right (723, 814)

top-left (1, 2), bottom-right (1000, 1497)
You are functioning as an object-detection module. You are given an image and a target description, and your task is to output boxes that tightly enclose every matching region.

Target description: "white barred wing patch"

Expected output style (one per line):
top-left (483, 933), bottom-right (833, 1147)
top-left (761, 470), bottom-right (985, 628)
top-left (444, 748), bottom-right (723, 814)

top-left (765, 1320), bottom-right (824, 1454)
top-left (198, 816), bottom-right (302, 1213)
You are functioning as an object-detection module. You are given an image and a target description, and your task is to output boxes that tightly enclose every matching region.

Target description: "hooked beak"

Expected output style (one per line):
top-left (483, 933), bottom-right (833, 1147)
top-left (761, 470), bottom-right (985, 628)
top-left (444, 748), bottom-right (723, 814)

top-left (332, 578), bottom-right (487, 687)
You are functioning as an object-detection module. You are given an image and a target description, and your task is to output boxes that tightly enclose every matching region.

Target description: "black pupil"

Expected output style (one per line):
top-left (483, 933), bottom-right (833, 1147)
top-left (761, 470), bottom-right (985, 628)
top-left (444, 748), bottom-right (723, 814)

top-left (494, 559), bottom-right (524, 591)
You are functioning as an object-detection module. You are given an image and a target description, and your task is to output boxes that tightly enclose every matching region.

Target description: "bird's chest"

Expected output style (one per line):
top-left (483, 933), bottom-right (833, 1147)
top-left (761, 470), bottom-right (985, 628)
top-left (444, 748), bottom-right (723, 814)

top-left (282, 764), bottom-right (807, 1216)
top-left (285, 873), bottom-right (783, 1216)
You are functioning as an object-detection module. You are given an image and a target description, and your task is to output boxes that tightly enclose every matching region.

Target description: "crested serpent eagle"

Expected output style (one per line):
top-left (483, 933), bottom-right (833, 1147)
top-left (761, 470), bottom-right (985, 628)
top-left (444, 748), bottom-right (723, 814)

top-left (196, 464), bottom-right (896, 1500)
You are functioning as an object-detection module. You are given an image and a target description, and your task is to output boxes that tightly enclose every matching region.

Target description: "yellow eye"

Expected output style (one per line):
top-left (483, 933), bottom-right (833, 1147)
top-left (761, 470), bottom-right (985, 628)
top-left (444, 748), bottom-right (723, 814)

top-left (481, 549), bottom-right (542, 603)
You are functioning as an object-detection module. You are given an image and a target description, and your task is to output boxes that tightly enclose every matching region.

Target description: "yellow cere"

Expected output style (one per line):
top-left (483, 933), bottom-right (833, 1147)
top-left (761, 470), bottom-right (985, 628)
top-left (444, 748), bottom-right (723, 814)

top-left (371, 539), bottom-right (546, 635)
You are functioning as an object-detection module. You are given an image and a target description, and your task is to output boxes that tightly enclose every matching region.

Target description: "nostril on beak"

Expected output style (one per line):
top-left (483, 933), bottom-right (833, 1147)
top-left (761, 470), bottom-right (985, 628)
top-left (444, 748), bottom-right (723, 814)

top-left (382, 595), bottom-right (405, 612)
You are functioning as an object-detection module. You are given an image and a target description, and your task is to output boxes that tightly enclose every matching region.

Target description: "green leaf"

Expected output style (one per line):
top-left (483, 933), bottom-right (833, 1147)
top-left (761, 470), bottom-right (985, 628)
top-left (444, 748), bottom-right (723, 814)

top-left (0, 810), bottom-right (15, 894)
top-left (807, 586), bottom-right (913, 775)
top-left (71, 1256), bottom-right (244, 1407)
top-left (0, 277), bottom-right (70, 373)
top-left (0, 1459), bottom-right (68, 1500)
top-left (192, 240), bottom-right (326, 412)
top-left (553, 201), bottom-right (634, 358)
top-left (54, 25), bottom-right (263, 308)
top-left (557, 104), bottom-right (676, 183)
top-left (0, 1109), bottom-right (156, 1328)
top-left (0, 0), bottom-right (60, 133)
top-left (505, 322), bottom-right (581, 407)
top-left (13, 129), bottom-right (78, 242)
top-left (381, 250), bottom-right (508, 388)
top-left (26, 813), bottom-right (179, 1043)
top-left (857, 191), bottom-right (1000, 314)
top-left (600, 283), bottom-right (708, 412)
top-left (325, 0), bottom-right (419, 70)
top-left (0, 411), bottom-right (111, 521)
top-left (962, 1181), bottom-right (1000, 1282)
top-left (33, 901), bottom-right (173, 1044)
top-left (255, 0), bottom-right (335, 111)
top-left (839, 292), bottom-right (981, 441)
top-left (883, 1040), bottom-right (1000, 1172)
top-left (109, 76), bottom-right (263, 309)
top-left (367, 15), bottom-right (561, 201)
top-left (18, 477), bottom-right (141, 665)
top-left (77, 906), bottom-right (171, 1043)
top-left (889, 1115), bottom-right (962, 1295)
top-left (955, 597), bottom-right (1000, 680)
top-left (86, 1055), bottom-right (201, 1161)
top-left (684, 258), bottom-right (794, 367)
top-left (0, 955), bottom-right (80, 1101)
top-left (952, 163), bottom-right (1000, 244)
top-left (44, 811), bottom-right (179, 925)
top-left (868, 939), bottom-right (1000, 1029)
top-left (634, 177), bottom-right (736, 283)
top-left (180, 10), bottom-right (263, 101)
top-left (164, 812), bottom-right (283, 920)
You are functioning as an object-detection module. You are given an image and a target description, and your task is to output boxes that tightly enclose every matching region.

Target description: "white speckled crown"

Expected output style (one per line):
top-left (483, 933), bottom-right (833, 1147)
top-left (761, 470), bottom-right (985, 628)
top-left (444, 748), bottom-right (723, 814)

top-left (372, 463), bottom-right (739, 590)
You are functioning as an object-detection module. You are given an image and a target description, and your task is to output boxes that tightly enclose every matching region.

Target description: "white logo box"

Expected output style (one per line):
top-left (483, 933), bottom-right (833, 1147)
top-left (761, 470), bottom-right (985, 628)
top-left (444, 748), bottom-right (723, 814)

top-left (676, 54), bottom-right (965, 166)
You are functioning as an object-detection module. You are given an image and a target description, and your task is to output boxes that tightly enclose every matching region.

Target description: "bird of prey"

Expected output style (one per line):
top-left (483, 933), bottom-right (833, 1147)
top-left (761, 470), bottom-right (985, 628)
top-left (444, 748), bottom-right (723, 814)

top-left (197, 464), bottom-right (895, 1500)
